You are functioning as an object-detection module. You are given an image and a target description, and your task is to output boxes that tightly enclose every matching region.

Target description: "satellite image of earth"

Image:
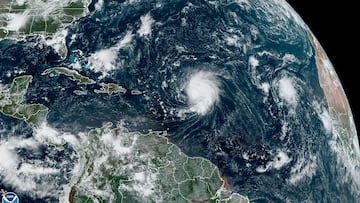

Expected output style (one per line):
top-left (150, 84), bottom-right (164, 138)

top-left (0, 0), bottom-right (359, 202)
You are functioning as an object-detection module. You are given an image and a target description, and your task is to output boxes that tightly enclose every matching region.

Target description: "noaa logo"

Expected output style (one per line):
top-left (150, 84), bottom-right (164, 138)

top-left (2, 192), bottom-right (18, 203)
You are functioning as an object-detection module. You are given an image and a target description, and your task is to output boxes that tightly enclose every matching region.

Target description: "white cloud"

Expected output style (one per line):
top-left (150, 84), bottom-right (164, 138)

top-left (0, 124), bottom-right (81, 199)
top-left (88, 48), bottom-right (118, 72)
top-left (3, 0), bottom-right (84, 33)
top-left (185, 71), bottom-right (221, 115)
top-left (256, 150), bottom-right (291, 173)
top-left (33, 123), bottom-right (63, 145)
top-left (225, 35), bottom-right (240, 47)
top-left (249, 56), bottom-right (270, 96)
top-left (273, 151), bottom-right (291, 169)
top-left (312, 101), bottom-right (333, 134)
top-left (129, 171), bottom-right (157, 197)
top-left (95, 0), bottom-right (104, 10)
top-left (0, 137), bottom-right (48, 193)
top-left (15, 0), bottom-right (26, 6)
top-left (236, 0), bottom-right (250, 8)
top-left (260, 82), bottom-right (270, 94)
top-left (0, 141), bottom-right (19, 174)
top-left (100, 131), bottom-right (137, 155)
top-left (280, 121), bottom-right (289, 141)
top-left (249, 56), bottom-right (259, 67)
top-left (5, 10), bottom-right (31, 31)
top-left (278, 76), bottom-right (298, 106)
top-left (18, 163), bottom-right (59, 175)
top-left (45, 29), bottom-right (68, 58)
top-left (138, 13), bottom-right (155, 37)
top-left (87, 32), bottom-right (133, 76)
top-left (288, 155), bottom-right (317, 184)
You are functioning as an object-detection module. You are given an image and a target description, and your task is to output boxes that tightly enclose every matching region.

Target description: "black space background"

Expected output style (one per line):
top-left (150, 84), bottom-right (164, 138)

top-left (286, 1), bottom-right (360, 143)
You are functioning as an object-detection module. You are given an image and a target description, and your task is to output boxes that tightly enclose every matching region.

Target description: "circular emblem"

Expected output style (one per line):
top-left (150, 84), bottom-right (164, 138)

top-left (2, 192), bottom-right (18, 203)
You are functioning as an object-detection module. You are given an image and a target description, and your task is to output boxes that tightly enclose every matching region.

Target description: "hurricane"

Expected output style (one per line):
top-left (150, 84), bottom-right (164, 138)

top-left (184, 70), bottom-right (220, 115)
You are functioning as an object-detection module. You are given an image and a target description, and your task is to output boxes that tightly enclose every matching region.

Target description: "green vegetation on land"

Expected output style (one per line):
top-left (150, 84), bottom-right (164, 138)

top-left (42, 67), bottom-right (95, 85)
top-left (94, 83), bottom-right (127, 95)
top-left (69, 123), bottom-right (248, 203)
top-left (0, 75), bottom-right (48, 128)
top-left (0, 0), bottom-right (89, 39)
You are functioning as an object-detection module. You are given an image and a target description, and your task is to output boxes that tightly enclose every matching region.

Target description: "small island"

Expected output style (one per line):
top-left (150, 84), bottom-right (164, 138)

top-left (130, 89), bottom-right (143, 95)
top-left (73, 89), bottom-right (87, 96)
